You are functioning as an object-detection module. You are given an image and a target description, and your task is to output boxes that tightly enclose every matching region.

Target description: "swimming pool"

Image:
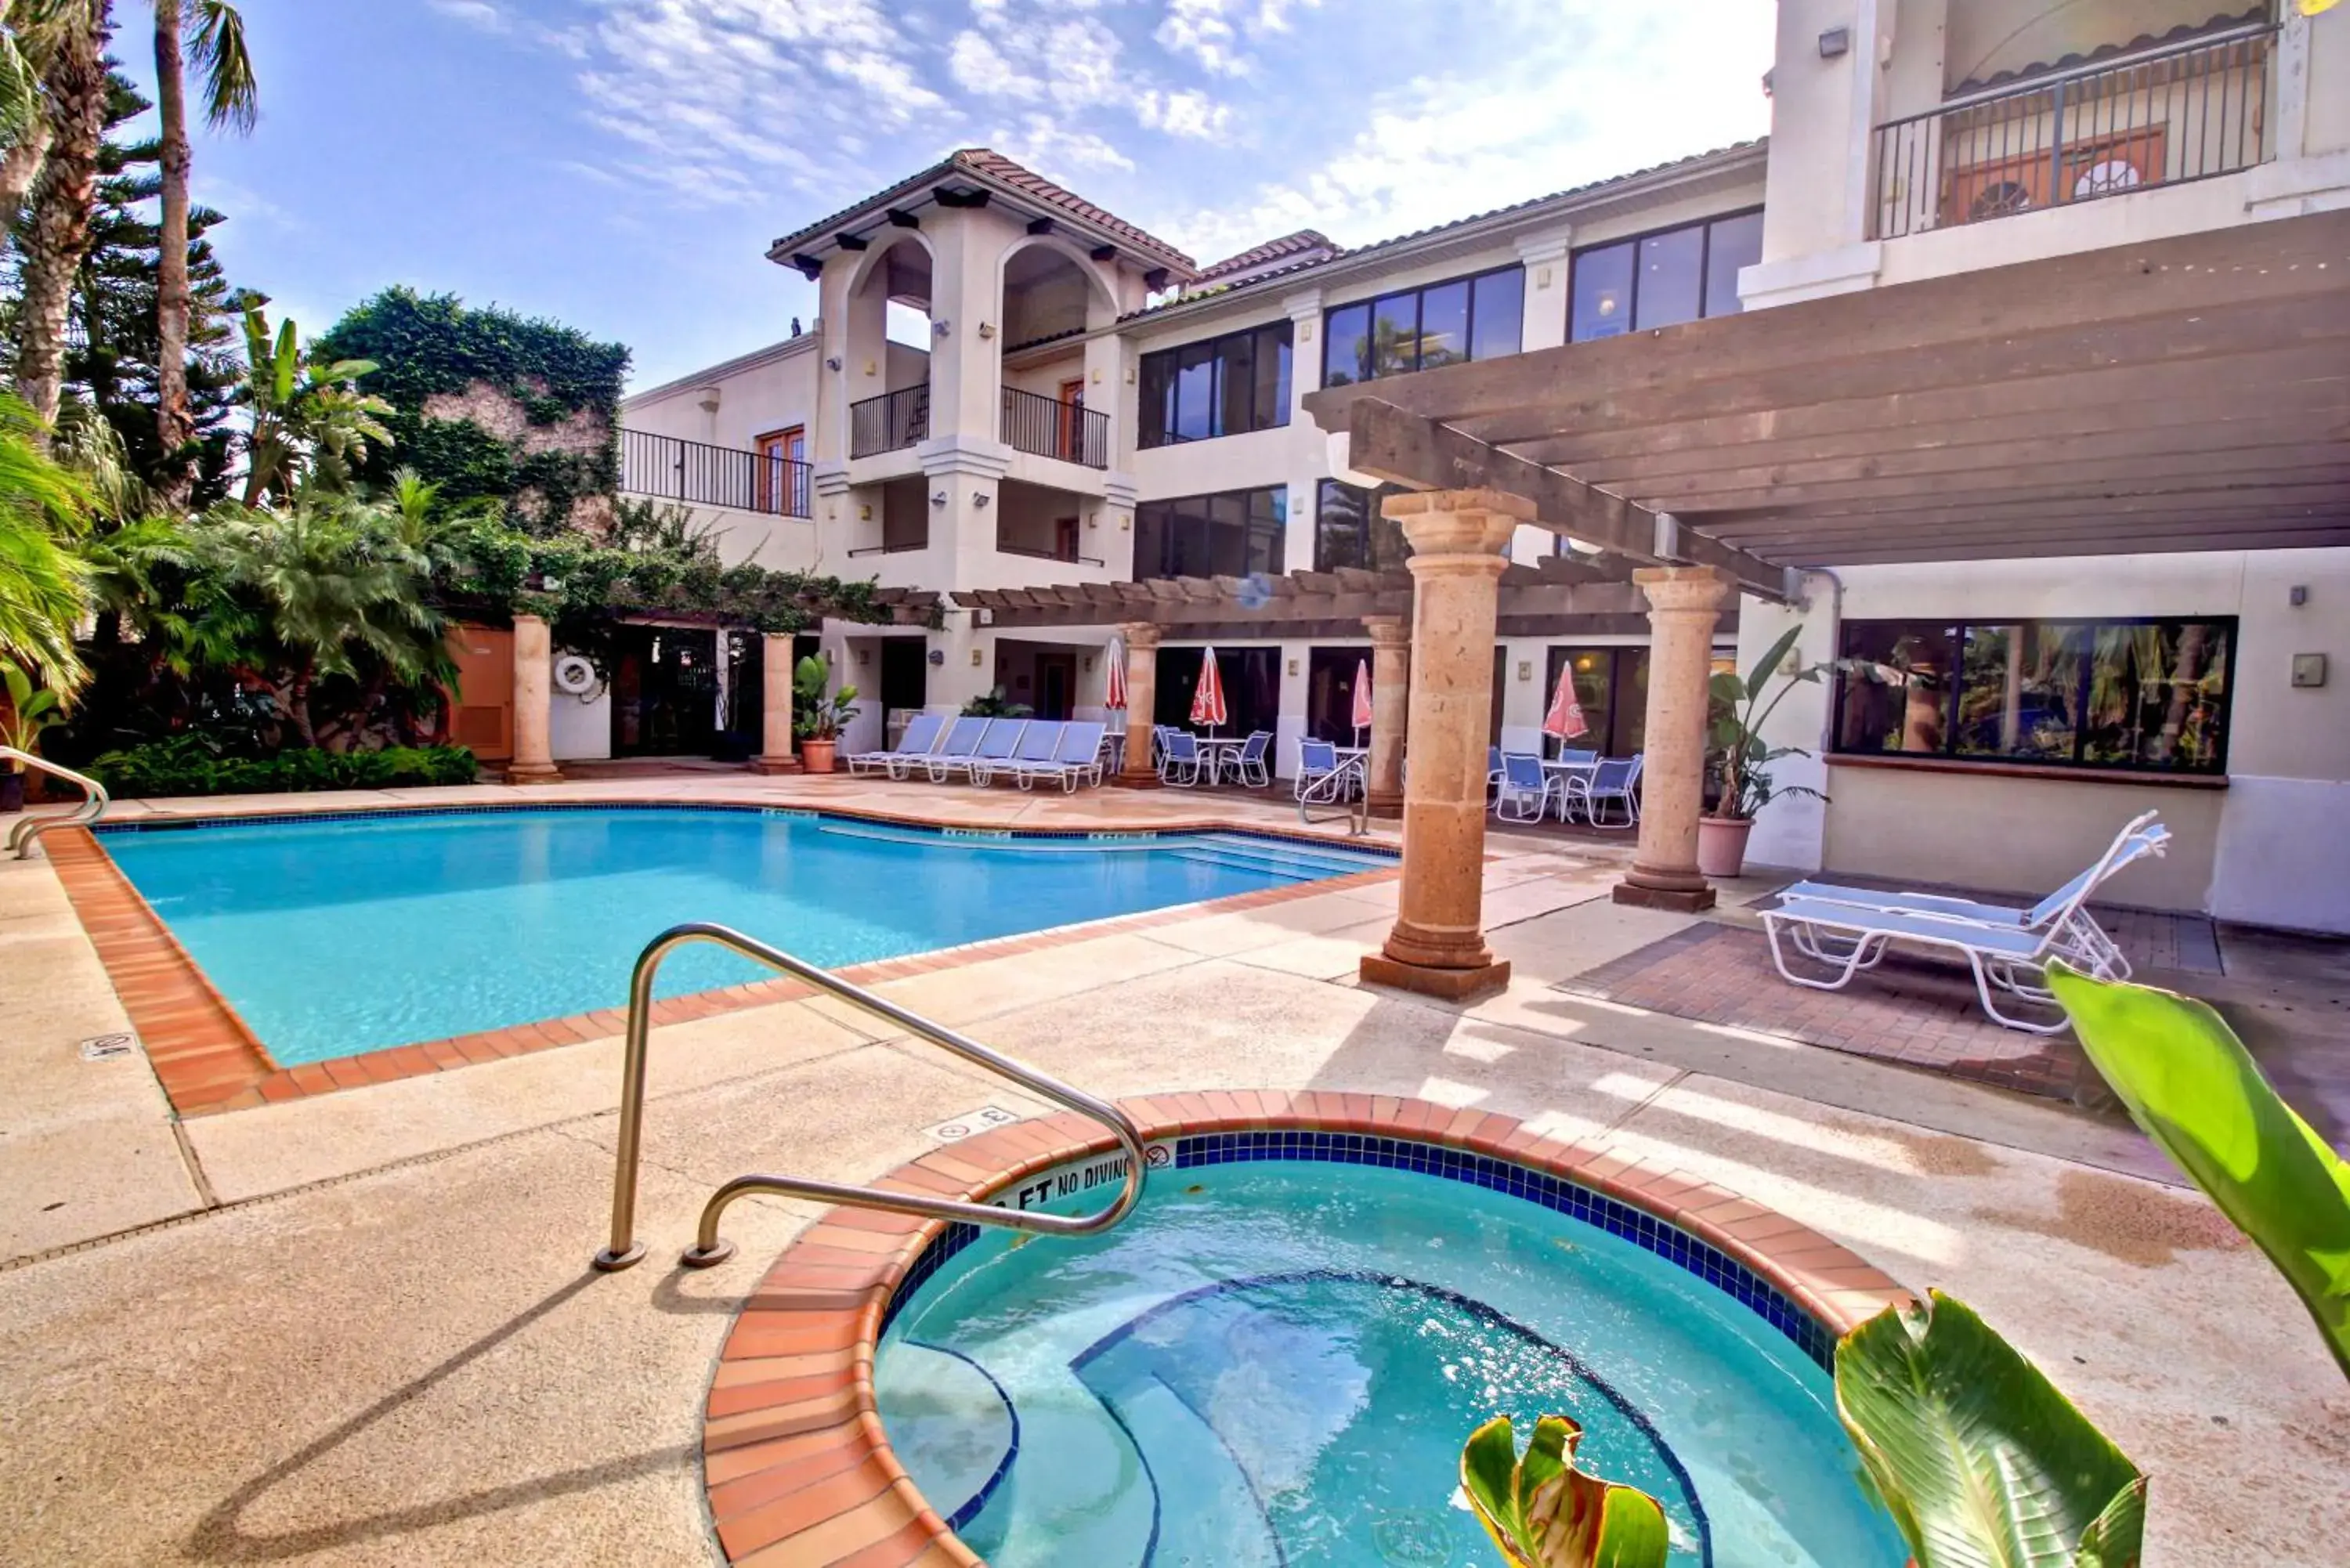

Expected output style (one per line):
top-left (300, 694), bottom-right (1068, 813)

top-left (96, 807), bottom-right (1392, 1066)
top-left (877, 1154), bottom-right (1907, 1568)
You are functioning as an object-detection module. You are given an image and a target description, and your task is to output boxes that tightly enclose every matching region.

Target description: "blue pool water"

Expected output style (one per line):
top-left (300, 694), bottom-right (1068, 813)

top-left (96, 807), bottom-right (1390, 1065)
top-left (878, 1161), bottom-right (1907, 1568)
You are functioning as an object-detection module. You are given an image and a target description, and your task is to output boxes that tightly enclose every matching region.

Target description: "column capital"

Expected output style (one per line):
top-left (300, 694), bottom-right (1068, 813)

top-left (1119, 621), bottom-right (1161, 650)
top-left (1632, 564), bottom-right (1737, 615)
top-left (1361, 613), bottom-right (1409, 649)
top-left (1385, 489), bottom-right (1529, 560)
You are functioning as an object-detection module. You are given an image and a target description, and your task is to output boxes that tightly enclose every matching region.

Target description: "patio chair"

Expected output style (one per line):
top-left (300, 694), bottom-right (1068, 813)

top-left (1777, 811), bottom-right (2168, 983)
top-left (959, 718), bottom-right (1032, 786)
top-left (1487, 746), bottom-right (1504, 794)
top-left (920, 717), bottom-right (987, 782)
top-left (1554, 747), bottom-right (1598, 767)
top-left (847, 712), bottom-right (944, 779)
top-left (1765, 894), bottom-right (2099, 1035)
top-left (1562, 755), bottom-right (1641, 828)
top-left (1296, 739), bottom-right (1347, 801)
top-left (1015, 721), bottom-right (1108, 791)
top-left (1493, 753), bottom-right (1560, 823)
top-left (1225, 730), bottom-right (1273, 788)
top-left (1159, 730), bottom-right (1209, 786)
top-left (984, 721), bottom-right (1065, 789)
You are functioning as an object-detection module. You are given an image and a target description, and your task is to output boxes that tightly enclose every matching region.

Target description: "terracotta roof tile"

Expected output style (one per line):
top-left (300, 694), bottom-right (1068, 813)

top-left (1193, 229), bottom-right (1338, 284)
top-left (1950, 7), bottom-right (2268, 95)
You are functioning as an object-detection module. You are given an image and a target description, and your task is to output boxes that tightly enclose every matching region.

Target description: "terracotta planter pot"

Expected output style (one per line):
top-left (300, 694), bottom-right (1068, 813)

top-left (1695, 815), bottom-right (1754, 879)
top-left (799, 738), bottom-right (837, 775)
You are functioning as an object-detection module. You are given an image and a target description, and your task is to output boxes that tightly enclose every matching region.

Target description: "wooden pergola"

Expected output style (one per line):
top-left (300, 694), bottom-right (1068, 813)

top-left (1274, 208), bottom-right (2350, 1001)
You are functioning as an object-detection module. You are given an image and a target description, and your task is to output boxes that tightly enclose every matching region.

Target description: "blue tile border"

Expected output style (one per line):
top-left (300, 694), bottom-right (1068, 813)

top-left (884, 1131), bottom-right (1838, 1371)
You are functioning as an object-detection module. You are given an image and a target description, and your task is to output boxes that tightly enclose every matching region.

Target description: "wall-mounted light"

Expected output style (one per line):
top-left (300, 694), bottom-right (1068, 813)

top-left (978, 321), bottom-right (997, 340)
top-left (696, 387), bottom-right (721, 413)
top-left (931, 490), bottom-right (949, 508)
top-left (1817, 26), bottom-right (1849, 58)
top-left (1287, 657), bottom-right (1300, 676)
top-left (1124, 367), bottom-right (1136, 384)
top-left (1083, 655), bottom-right (1094, 672)
top-left (863, 359), bottom-right (877, 376)
top-left (1535, 266), bottom-right (1553, 289)
top-left (1090, 367), bottom-right (1103, 384)
top-left (1517, 661), bottom-right (1533, 681)
top-left (825, 356), bottom-right (844, 371)
top-left (970, 648), bottom-right (983, 667)
top-left (932, 319), bottom-right (953, 338)
top-left (1119, 513), bottom-right (1131, 530)
top-left (859, 503), bottom-right (873, 520)
top-left (973, 492), bottom-right (991, 508)
top-left (927, 649), bottom-right (945, 666)
top-left (854, 648), bottom-right (870, 666)
top-left (1299, 321), bottom-right (1314, 342)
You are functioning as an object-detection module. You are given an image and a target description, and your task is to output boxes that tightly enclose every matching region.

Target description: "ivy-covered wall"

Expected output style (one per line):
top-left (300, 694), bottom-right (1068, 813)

top-left (316, 287), bottom-right (629, 535)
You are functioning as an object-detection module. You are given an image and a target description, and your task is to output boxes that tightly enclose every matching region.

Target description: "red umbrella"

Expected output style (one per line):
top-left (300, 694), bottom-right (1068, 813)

top-left (1190, 645), bottom-right (1227, 732)
top-left (1104, 636), bottom-right (1127, 710)
top-left (1542, 663), bottom-right (1591, 748)
top-left (1350, 656), bottom-right (1372, 745)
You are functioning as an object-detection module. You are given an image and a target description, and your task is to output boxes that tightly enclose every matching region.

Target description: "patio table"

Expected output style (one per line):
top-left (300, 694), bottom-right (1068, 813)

top-left (1542, 757), bottom-right (1600, 822)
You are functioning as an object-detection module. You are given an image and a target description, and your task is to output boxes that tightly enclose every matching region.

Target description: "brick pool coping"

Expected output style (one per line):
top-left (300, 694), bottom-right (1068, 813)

top-left (43, 800), bottom-right (1401, 1118)
top-left (700, 1092), bottom-right (1913, 1567)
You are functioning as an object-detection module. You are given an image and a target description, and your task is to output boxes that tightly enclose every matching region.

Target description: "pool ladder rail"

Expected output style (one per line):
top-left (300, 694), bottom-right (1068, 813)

top-left (592, 922), bottom-right (1148, 1272)
top-left (2, 746), bottom-right (108, 859)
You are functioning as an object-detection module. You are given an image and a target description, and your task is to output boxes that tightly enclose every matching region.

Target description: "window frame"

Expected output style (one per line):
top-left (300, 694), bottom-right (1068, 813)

top-left (1318, 262), bottom-right (1526, 389)
top-left (1137, 320), bottom-right (1294, 450)
top-left (1567, 205), bottom-right (1764, 343)
top-left (1133, 485), bottom-right (1289, 580)
top-left (1828, 613), bottom-right (2238, 777)
top-left (1312, 477), bottom-right (1409, 573)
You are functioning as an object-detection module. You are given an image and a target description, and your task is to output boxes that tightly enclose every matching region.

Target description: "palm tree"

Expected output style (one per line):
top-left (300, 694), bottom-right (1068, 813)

top-left (13, 0), bottom-right (110, 435)
top-left (0, 389), bottom-right (93, 687)
top-left (152, 0), bottom-right (253, 508)
top-left (0, 0), bottom-right (73, 219)
top-left (235, 308), bottom-right (392, 505)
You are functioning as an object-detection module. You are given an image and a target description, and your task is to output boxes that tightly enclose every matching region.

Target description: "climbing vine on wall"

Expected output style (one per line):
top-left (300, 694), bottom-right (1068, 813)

top-left (315, 287), bottom-right (629, 534)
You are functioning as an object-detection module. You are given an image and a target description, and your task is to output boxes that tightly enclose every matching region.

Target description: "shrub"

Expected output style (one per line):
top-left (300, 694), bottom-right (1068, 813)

top-left (88, 738), bottom-right (478, 798)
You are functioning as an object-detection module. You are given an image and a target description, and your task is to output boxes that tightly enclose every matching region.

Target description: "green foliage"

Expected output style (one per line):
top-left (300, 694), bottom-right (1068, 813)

top-left (0, 391), bottom-right (96, 688)
top-left (314, 287), bottom-right (627, 532)
top-left (790, 652), bottom-right (859, 741)
top-left (960, 686), bottom-right (1032, 718)
top-left (236, 306), bottom-right (394, 504)
top-left (2, 654), bottom-right (67, 761)
top-left (1460, 1414), bottom-right (1669, 1568)
top-left (1836, 1292), bottom-right (2145, 1568)
top-left (2050, 966), bottom-right (2350, 1382)
top-left (1707, 623), bottom-right (1831, 821)
top-left (86, 734), bottom-right (475, 797)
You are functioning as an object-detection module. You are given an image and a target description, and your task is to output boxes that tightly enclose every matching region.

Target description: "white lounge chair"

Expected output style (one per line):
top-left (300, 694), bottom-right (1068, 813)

top-left (956, 719), bottom-right (1030, 786)
top-left (1014, 721), bottom-right (1108, 791)
top-left (985, 721), bottom-right (1065, 788)
top-left (1777, 811), bottom-right (2169, 984)
top-left (848, 713), bottom-right (945, 778)
top-left (922, 717), bottom-right (989, 782)
top-left (1761, 816), bottom-right (2164, 1033)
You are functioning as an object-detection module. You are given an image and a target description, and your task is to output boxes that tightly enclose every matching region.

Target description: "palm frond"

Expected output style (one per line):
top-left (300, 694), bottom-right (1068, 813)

top-left (188, 0), bottom-right (258, 135)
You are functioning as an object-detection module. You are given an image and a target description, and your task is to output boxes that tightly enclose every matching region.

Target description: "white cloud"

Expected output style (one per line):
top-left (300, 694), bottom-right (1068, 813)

top-left (990, 113), bottom-right (1136, 175)
top-left (1155, 0), bottom-right (1247, 76)
top-left (948, 29), bottom-right (1036, 99)
top-left (427, 0), bottom-right (508, 31)
top-left (1137, 88), bottom-right (1231, 140)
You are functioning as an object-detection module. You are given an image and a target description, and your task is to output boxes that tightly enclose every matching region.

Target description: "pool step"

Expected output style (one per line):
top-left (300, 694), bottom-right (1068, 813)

top-left (951, 1362), bottom-right (1159, 1568)
top-left (872, 1342), bottom-right (1014, 1529)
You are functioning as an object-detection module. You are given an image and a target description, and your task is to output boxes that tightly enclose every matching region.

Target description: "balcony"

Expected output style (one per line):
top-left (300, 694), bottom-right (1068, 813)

top-left (849, 385), bottom-right (929, 458)
top-left (618, 428), bottom-right (811, 517)
top-left (1001, 385), bottom-right (1108, 469)
top-left (1870, 21), bottom-right (2276, 240)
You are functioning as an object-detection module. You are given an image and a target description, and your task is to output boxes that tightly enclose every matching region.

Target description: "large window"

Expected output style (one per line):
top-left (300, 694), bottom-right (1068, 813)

top-left (1543, 646), bottom-right (1650, 758)
top-left (1321, 265), bottom-right (1524, 388)
top-left (1569, 209), bottom-right (1762, 341)
top-left (1832, 616), bottom-right (2234, 775)
top-left (1138, 321), bottom-right (1292, 449)
top-left (1133, 486), bottom-right (1287, 580)
top-left (1313, 479), bottom-right (1411, 573)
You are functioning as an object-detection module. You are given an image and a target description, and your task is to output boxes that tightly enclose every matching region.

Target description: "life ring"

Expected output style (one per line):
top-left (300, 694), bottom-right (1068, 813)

top-left (552, 653), bottom-right (599, 696)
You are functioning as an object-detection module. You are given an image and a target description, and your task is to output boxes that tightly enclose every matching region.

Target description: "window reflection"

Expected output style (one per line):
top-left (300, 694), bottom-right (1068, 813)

top-left (1139, 321), bottom-right (1293, 448)
top-left (1569, 209), bottom-right (1763, 343)
top-left (1319, 265), bottom-right (1524, 387)
top-left (1634, 226), bottom-right (1704, 330)
top-left (1135, 486), bottom-right (1288, 581)
top-left (1314, 479), bottom-right (1409, 573)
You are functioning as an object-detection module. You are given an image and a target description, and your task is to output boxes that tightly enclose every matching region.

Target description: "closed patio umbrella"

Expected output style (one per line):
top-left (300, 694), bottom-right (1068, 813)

top-left (1191, 645), bottom-right (1227, 735)
top-left (1350, 656), bottom-right (1372, 747)
top-left (1542, 663), bottom-right (1591, 750)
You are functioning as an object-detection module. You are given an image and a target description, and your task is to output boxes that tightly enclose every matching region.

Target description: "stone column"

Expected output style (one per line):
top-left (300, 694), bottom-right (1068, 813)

top-left (1359, 490), bottom-right (1528, 1003)
top-left (1114, 623), bottom-right (1162, 788)
top-left (1613, 565), bottom-right (1736, 912)
top-left (1361, 614), bottom-right (1411, 819)
top-left (754, 630), bottom-right (799, 775)
top-left (507, 613), bottom-right (560, 784)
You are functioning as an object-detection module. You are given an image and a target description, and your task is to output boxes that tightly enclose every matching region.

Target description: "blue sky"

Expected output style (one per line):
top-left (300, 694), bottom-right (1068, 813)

top-left (116, 1), bottom-right (1776, 392)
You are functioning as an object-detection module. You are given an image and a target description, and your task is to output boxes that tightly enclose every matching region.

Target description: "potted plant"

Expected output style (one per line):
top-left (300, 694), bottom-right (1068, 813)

top-left (0, 659), bottom-right (68, 815)
top-left (790, 652), bottom-right (860, 774)
top-left (1699, 626), bottom-right (1829, 879)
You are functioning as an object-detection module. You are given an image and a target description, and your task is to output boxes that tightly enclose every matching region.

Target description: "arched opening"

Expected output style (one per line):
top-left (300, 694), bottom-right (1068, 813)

top-left (848, 233), bottom-right (935, 458)
top-left (998, 240), bottom-right (1115, 467)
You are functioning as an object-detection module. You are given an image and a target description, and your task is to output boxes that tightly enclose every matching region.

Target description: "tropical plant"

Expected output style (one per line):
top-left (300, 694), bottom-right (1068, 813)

top-left (0, 388), bottom-right (92, 684)
top-left (1706, 623), bottom-right (1831, 821)
top-left (790, 652), bottom-right (858, 741)
top-left (1459, 1414), bottom-right (1669, 1568)
top-left (2050, 965), bottom-right (2350, 1382)
top-left (960, 685), bottom-right (1031, 719)
top-left (86, 733), bottom-right (474, 797)
top-left (235, 307), bottom-right (394, 504)
top-left (149, 0), bottom-right (253, 508)
top-left (1, 652), bottom-right (66, 760)
top-left (1837, 1291), bottom-right (2145, 1568)
top-left (12, 0), bottom-right (110, 431)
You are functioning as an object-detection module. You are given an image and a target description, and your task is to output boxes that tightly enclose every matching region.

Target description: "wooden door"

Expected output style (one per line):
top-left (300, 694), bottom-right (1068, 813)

top-left (1058, 378), bottom-right (1085, 462)
top-left (446, 623), bottom-right (513, 761)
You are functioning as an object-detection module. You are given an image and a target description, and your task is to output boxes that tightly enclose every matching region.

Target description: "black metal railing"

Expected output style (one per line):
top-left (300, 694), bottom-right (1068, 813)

top-left (845, 540), bottom-right (928, 557)
top-left (998, 540), bottom-right (1105, 568)
top-left (618, 428), bottom-right (812, 517)
top-left (1870, 22), bottom-right (2275, 240)
top-left (1001, 385), bottom-right (1109, 469)
top-left (849, 385), bottom-right (929, 457)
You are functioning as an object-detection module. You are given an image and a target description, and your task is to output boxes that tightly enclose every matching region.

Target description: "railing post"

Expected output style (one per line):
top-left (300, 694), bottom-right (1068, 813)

top-left (2047, 74), bottom-right (2066, 205)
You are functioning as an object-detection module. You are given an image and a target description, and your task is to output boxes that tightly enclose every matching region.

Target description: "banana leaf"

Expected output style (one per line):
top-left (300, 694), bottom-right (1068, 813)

top-left (1835, 1292), bottom-right (2144, 1568)
top-left (1461, 1413), bottom-right (1670, 1568)
top-left (2049, 963), bottom-right (2350, 1382)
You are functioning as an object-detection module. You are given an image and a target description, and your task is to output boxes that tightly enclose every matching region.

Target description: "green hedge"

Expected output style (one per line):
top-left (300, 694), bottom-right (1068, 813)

top-left (88, 739), bottom-right (479, 799)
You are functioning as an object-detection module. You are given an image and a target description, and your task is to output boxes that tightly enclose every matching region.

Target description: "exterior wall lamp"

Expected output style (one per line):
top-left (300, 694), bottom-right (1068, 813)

top-left (978, 322), bottom-right (997, 340)
top-left (931, 490), bottom-right (949, 507)
top-left (1817, 27), bottom-right (1849, 57)
top-left (973, 493), bottom-right (991, 508)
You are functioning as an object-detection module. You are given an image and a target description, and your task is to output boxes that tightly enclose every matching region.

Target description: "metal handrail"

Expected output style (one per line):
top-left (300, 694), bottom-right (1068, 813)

top-left (1296, 752), bottom-right (1371, 836)
top-left (591, 922), bottom-right (1148, 1272)
top-left (3, 746), bottom-right (108, 858)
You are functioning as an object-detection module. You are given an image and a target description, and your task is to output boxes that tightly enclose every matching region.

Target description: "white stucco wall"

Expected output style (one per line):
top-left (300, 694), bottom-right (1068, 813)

top-left (1740, 548), bottom-right (2350, 933)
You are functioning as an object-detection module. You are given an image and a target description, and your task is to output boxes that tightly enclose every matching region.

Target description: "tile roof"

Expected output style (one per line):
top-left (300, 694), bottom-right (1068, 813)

top-left (767, 148), bottom-right (1196, 275)
top-left (1192, 229), bottom-right (1338, 284)
top-left (1121, 138), bottom-right (1767, 323)
top-left (1950, 6), bottom-right (2269, 94)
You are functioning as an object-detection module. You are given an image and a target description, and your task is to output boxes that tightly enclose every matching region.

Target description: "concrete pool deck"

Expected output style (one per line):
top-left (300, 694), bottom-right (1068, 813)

top-left (2, 775), bottom-right (2345, 1565)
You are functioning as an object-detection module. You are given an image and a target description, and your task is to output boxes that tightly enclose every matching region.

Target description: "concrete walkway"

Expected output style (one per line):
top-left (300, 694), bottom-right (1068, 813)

top-left (2, 777), bottom-right (2344, 1566)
